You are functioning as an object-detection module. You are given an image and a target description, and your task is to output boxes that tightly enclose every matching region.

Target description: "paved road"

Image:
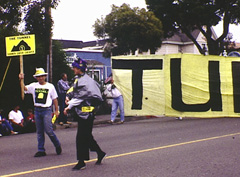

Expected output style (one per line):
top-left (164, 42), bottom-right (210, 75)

top-left (1, 117), bottom-right (240, 177)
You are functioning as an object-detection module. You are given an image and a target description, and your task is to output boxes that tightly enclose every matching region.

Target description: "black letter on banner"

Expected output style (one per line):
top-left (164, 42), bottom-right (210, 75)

top-left (132, 69), bottom-right (143, 109)
top-left (112, 59), bottom-right (163, 110)
top-left (171, 58), bottom-right (222, 112)
top-left (209, 61), bottom-right (222, 111)
top-left (232, 62), bottom-right (240, 113)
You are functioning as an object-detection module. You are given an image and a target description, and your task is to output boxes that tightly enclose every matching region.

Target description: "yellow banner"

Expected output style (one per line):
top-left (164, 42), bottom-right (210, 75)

top-left (112, 55), bottom-right (165, 116)
top-left (5, 34), bottom-right (36, 56)
top-left (112, 54), bottom-right (240, 118)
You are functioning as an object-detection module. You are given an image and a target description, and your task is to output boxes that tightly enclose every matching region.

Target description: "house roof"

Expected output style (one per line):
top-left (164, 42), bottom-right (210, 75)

top-left (63, 48), bottom-right (104, 53)
top-left (82, 39), bottom-right (108, 48)
top-left (235, 42), bottom-right (240, 49)
top-left (54, 39), bottom-right (84, 48)
top-left (55, 29), bottom-right (212, 49)
top-left (163, 29), bottom-right (201, 43)
top-left (86, 59), bottom-right (104, 66)
top-left (54, 39), bottom-right (108, 49)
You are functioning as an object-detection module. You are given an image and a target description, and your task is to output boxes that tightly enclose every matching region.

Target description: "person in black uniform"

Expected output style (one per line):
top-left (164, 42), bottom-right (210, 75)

top-left (64, 57), bottom-right (106, 170)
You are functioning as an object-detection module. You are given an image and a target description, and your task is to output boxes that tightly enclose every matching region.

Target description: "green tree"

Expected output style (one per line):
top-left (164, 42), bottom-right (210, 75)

top-left (24, 0), bottom-right (73, 89)
top-left (0, 0), bottom-right (29, 111)
top-left (24, 0), bottom-right (60, 68)
top-left (146, 0), bottom-right (240, 55)
top-left (52, 40), bottom-right (74, 85)
top-left (93, 3), bottom-right (163, 56)
top-left (24, 0), bottom-right (74, 85)
top-left (0, 0), bottom-right (73, 112)
top-left (0, 0), bottom-right (29, 59)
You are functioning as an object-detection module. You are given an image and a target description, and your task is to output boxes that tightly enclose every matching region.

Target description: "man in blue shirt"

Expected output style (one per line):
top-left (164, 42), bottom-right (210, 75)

top-left (57, 73), bottom-right (70, 125)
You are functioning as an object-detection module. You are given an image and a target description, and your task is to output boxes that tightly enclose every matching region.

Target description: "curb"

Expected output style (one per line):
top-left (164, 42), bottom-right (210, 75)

top-left (54, 115), bottom-right (153, 130)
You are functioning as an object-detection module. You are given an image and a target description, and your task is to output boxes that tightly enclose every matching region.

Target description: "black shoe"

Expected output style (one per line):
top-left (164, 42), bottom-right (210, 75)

top-left (72, 161), bottom-right (86, 170)
top-left (56, 146), bottom-right (62, 155)
top-left (34, 151), bottom-right (46, 157)
top-left (95, 151), bottom-right (106, 165)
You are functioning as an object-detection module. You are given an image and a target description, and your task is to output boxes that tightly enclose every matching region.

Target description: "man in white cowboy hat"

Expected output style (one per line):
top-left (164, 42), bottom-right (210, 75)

top-left (19, 68), bottom-right (62, 157)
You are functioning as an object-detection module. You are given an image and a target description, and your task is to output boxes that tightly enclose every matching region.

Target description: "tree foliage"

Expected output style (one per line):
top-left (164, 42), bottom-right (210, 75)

top-left (24, 0), bottom-right (73, 82)
top-left (0, 0), bottom-right (29, 58)
top-left (24, 0), bottom-right (60, 68)
top-left (146, 0), bottom-right (240, 55)
top-left (0, 0), bottom-right (29, 111)
top-left (0, 0), bottom-right (73, 113)
top-left (52, 40), bottom-right (74, 85)
top-left (93, 3), bottom-right (163, 56)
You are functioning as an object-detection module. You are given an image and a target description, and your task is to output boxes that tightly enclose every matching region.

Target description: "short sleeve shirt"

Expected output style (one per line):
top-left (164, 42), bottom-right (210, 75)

top-left (25, 82), bottom-right (58, 107)
top-left (8, 110), bottom-right (24, 124)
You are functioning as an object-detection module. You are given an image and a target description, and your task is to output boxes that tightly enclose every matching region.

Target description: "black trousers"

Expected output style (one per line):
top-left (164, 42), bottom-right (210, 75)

top-left (76, 113), bottom-right (102, 161)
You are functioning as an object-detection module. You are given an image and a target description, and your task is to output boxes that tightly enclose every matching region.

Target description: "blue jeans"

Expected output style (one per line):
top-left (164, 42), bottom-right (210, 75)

top-left (34, 107), bottom-right (61, 152)
top-left (0, 120), bottom-right (13, 135)
top-left (111, 96), bottom-right (124, 122)
top-left (58, 93), bottom-right (68, 123)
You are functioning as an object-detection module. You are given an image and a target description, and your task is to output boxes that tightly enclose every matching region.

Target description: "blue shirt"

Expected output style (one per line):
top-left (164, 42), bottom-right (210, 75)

top-left (57, 79), bottom-right (70, 94)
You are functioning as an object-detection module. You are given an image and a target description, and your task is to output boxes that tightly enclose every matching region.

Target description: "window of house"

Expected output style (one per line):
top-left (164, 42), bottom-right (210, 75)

top-left (88, 69), bottom-right (100, 81)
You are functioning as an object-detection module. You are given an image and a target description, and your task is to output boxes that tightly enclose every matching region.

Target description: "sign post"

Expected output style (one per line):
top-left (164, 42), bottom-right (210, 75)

top-left (19, 55), bottom-right (24, 100)
top-left (5, 34), bottom-right (36, 100)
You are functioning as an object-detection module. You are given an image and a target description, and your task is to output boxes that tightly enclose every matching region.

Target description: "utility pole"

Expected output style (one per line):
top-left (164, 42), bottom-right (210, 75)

top-left (45, 0), bottom-right (52, 83)
top-left (49, 6), bottom-right (52, 83)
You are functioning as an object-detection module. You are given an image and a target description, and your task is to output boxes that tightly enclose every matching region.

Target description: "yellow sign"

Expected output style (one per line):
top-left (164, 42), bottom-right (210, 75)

top-left (5, 34), bottom-right (36, 56)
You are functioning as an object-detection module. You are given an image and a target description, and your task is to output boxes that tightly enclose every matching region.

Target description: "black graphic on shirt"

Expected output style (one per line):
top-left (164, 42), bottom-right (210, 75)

top-left (35, 88), bottom-right (49, 104)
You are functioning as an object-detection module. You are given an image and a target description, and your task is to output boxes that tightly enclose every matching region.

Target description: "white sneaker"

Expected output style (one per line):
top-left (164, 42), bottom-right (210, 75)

top-left (11, 131), bottom-right (18, 135)
top-left (176, 117), bottom-right (183, 120)
top-left (0, 134), bottom-right (2, 137)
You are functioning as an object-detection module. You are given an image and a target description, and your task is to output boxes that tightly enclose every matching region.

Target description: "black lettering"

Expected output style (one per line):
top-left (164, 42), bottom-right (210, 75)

top-left (232, 62), bottom-right (240, 113)
top-left (112, 59), bottom-right (163, 109)
top-left (132, 69), bottom-right (143, 109)
top-left (209, 61), bottom-right (222, 111)
top-left (170, 58), bottom-right (222, 112)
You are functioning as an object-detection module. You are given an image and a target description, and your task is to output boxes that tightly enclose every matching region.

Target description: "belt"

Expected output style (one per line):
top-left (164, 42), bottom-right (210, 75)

top-left (81, 106), bottom-right (95, 112)
top-left (35, 106), bottom-right (51, 108)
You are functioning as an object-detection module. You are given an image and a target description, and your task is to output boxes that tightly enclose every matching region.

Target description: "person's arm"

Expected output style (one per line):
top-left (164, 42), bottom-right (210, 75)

top-left (18, 73), bottom-right (28, 91)
top-left (9, 118), bottom-right (23, 127)
top-left (20, 119), bottom-right (24, 126)
top-left (20, 111), bottom-right (24, 125)
top-left (60, 80), bottom-right (70, 91)
top-left (53, 98), bottom-right (59, 117)
top-left (106, 84), bottom-right (112, 91)
top-left (64, 98), bottom-right (83, 115)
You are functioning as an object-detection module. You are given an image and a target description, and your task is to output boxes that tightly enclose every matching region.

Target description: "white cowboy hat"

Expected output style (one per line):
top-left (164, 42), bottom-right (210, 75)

top-left (33, 68), bottom-right (48, 78)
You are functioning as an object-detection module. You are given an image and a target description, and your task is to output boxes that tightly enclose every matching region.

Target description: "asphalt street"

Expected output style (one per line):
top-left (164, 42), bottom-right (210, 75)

top-left (1, 116), bottom-right (240, 177)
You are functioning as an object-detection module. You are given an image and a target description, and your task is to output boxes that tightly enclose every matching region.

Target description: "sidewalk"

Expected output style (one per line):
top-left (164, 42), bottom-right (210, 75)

top-left (55, 114), bottom-right (153, 130)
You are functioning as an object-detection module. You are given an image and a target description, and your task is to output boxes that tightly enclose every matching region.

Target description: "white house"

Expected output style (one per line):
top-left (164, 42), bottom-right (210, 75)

top-left (141, 28), bottom-right (218, 55)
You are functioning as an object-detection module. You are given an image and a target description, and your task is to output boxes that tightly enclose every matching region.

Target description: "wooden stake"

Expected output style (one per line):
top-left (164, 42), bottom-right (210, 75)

top-left (20, 55), bottom-right (24, 100)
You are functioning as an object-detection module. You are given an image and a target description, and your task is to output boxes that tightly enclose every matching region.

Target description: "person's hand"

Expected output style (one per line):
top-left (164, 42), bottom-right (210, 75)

top-left (64, 107), bottom-right (70, 115)
top-left (65, 97), bottom-right (70, 105)
top-left (54, 111), bottom-right (59, 118)
top-left (19, 73), bottom-right (24, 80)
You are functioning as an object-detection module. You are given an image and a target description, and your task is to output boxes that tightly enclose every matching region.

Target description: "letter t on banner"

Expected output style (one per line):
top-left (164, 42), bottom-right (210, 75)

top-left (112, 59), bottom-right (163, 109)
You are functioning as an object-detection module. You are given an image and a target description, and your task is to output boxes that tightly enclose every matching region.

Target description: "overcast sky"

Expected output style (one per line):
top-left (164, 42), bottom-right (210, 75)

top-left (52, 0), bottom-right (240, 42)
